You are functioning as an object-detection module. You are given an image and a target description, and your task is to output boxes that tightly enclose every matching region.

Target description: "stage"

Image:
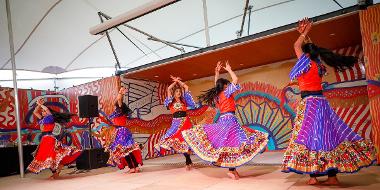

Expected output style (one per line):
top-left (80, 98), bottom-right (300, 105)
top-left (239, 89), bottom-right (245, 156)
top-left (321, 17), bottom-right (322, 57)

top-left (0, 152), bottom-right (379, 190)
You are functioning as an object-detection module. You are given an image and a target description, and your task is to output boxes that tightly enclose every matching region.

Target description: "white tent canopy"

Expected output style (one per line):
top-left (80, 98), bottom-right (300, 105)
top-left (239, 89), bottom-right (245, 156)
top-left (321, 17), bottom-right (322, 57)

top-left (0, 0), bottom-right (372, 90)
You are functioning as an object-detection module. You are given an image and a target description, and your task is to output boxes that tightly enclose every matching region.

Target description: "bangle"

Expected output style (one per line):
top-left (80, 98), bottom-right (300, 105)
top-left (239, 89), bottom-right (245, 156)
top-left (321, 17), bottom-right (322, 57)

top-left (300, 34), bottom-right (306, 38)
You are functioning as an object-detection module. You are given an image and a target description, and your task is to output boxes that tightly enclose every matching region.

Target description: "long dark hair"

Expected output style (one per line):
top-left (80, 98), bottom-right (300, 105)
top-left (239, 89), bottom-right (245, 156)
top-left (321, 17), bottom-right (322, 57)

top-left (48, 108), bottom-right (74, 124)
top-left (167, 85), bottom-right (185, 108)
top-left (114, 102), bottom-right (132, 116)
top-left (197, 78), bottom-right (230, 107)
top-left (302, 43), bottom-right (357, 71)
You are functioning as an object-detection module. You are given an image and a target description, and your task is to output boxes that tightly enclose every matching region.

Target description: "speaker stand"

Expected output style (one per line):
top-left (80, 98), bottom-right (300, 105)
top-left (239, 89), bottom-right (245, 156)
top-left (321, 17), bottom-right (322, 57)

top-left (87, 118), bottom-right (94, 170)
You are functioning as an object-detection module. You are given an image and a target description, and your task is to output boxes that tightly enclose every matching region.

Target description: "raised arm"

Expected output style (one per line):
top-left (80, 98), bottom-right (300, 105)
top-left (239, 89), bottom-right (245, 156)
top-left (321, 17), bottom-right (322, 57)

top-left (34, 98), bottom-right (50, 120)
top-left (40, 104), bottom-right (51, 115)
top-left (33, 105), bottom-right (42, 120)
top-left (215, 61), bottom-right (222, 85)
top-left (116, 87), bottom-right (127, 107)
top-left (223, 61), bottom-right (238, 85)
top-left (294, 18), bottom-right (312, 58)
top-left (167, 80), bottom-right (177, 98)
top-left (172, 76), bottom-right (189, 92)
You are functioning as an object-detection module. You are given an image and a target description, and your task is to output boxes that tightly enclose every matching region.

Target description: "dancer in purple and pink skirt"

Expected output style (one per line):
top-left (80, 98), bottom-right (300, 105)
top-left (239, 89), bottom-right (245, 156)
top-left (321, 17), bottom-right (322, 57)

top-left (182, 61), bottom-right (269, 180)
top-left (281, 18), bottom-right (377, 186)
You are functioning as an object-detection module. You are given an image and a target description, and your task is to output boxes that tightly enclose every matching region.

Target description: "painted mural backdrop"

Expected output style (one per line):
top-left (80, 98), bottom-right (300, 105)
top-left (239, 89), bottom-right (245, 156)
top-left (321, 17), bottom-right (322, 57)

top-left (0, 88), bottom-right (60, 147)
top-left (0, 76), bottom-right (120, 150)
top-left (59, 76), bottom-right (120, 149)
top-left (360, 4), bottom-right (380, 160)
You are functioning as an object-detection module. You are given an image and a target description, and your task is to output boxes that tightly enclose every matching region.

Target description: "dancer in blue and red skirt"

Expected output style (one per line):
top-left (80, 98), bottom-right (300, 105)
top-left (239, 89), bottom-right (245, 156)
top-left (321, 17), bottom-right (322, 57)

top-left (155, 75), bottom-right (196, 170)
top-left (105, 87), bottom-right (142, 173)
top-left (281, 18), bottom-right (377, 185)
top-left (27, 98), bottom-right (82, 179)
top-left (106, 87), bottom-right (142, 173)
top-left (182, 61), bottom-right (269, 180)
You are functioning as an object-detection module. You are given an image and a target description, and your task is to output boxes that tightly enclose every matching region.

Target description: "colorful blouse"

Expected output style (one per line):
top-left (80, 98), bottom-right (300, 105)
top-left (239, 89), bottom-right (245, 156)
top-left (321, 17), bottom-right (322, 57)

top-left (109, 103), bottom-right (128, 126)
top-left (38, 115), bottom-right (55, 132)
top-left (164, 91), bottom-right (196, 114)
top-left (289, 54), bottom-right (325, 91)
top-left (216, 83), bottom-right (241, 113)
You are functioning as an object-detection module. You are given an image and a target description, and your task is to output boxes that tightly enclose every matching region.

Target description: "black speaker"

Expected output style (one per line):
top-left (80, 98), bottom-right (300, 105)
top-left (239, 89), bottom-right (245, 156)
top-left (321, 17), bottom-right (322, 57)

top-left (76, 148), bottom-right (109, 170)
top-left (78, 95), bottom-right (99, 118)
top-left (0, 145), bottom-right (37, 177)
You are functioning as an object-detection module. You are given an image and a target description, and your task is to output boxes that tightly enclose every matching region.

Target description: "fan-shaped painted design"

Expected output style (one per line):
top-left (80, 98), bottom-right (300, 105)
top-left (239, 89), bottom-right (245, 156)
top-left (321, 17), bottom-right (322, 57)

top-left (234, 91), bottom-right (295, 150)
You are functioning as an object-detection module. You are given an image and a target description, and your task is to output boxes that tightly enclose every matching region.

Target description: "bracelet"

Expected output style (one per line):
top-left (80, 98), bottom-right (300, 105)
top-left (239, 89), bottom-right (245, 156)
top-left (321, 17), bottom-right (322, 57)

top-left (300, 34), bottom-right (306, 38)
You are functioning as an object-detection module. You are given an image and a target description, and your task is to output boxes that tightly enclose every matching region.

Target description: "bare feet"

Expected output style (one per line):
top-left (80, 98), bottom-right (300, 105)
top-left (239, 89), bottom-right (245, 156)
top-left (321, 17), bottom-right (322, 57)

top-left (227, 171), bottom-right (239, 180)
top-left (128, 168), bottom-right (136, 173)
top-left (322, 176), bottom-right (340, 186)
top-left (49, 172), bottom-right (59, 179)
top-left (185, 164), bottom-right (193, 171)
top-left (49, 165), bottom-right (63, 179)
top-left (135, 167), bottom-right (140, 173)
top-left (233, 170), bottom-right (240, 179)
top-left (57, 165), bottom-right (63, 174)
top-left (307, 177), bottom-right (319, 185)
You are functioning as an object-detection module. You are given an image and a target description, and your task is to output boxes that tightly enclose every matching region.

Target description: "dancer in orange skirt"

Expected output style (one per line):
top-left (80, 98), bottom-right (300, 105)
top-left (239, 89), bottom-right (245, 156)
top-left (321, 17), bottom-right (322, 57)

top-left (155, 75), bottom-right (196, 170)
top-left (27, 98), bottom-right (82, 179)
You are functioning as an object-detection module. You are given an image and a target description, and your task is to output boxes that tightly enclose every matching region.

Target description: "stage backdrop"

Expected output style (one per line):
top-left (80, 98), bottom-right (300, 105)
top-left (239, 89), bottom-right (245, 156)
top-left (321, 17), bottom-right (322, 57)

top-left (1, 88), bottom-right (59, 146)
top-left (360, 4), bottom-right (380, 161)
top-left (0, 76), bottom-right (120, 150)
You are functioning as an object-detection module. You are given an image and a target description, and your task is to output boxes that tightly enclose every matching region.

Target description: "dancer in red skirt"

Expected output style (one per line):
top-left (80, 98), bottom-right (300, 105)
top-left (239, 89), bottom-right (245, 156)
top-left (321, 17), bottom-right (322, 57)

top-left (155, 75), bottom-right (196, 170)
top-left (27, 98), bottom-right (82, 179)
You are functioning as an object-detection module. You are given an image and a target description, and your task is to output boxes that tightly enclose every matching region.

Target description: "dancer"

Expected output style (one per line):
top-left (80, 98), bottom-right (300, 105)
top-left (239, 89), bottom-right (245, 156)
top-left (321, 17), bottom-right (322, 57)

top-left (155, 75), bottom-right (196, 170)
top-left (182, 61), bottom-right (269, 180)
top-left (27, 98), bottom-right (82, 179)
top-left (281, 18), bottom-right (377, 185)
top-left (106, 87), bottom-right (141, 173)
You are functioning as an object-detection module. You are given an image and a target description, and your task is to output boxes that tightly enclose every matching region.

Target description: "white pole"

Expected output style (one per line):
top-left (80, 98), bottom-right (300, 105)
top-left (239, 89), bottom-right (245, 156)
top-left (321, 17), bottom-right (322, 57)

top-left (202, 0), bottom-right (211, 47)
top-left (6, 0), bottom-right (25, 178)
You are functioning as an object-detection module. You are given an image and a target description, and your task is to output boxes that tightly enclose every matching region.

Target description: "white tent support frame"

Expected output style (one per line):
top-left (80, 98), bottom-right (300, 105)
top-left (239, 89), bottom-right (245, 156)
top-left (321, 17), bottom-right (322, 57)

top-left (98, 12), bottom-right (185, 53)
top-left (96, 11), bottom-right (186, 72)
top-left (6, 0), bottom-right (25, 178)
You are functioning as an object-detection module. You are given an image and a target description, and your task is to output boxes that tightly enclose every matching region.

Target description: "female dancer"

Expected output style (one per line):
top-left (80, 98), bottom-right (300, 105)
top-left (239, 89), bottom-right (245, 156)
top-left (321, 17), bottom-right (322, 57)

top-left (282, 18), bottom-right (377, 185)
top-left (155, 75), bottom-right (196, 170)
top-left (182, 61), bottom-right (269, 180)
top-left (27, 98), bottom-right (82, 179)
top-left (106, 87), bottom-right (142, 173)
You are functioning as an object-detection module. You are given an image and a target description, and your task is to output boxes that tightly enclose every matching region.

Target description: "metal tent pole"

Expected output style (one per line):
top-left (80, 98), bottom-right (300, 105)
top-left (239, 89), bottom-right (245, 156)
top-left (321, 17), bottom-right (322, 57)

top-left (202, 0), bottom-right (211, 47)
top-left (98, 12), bottom-right (121, 70)
top-left (6, 0), bottom-right (25, 178)
top-left (238, 0), bottom-right (250, 37)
